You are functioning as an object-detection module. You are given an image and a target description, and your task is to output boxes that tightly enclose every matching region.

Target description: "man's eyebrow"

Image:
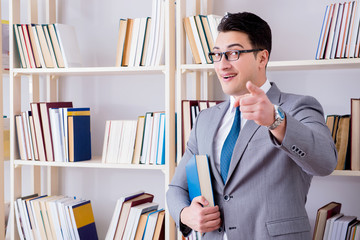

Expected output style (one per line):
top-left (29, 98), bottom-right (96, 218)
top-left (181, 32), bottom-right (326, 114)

top-left (213, 43), bottom-right (245, 50)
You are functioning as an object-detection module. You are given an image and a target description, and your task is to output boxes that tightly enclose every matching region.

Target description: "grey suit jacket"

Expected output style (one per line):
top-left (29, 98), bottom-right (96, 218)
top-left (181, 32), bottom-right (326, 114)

top-left (166, 83), bottom-right (338, 240)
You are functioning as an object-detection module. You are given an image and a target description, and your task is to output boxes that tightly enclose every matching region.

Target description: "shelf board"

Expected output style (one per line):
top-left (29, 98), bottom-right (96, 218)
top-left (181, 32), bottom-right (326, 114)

top-left (180, 58), bottom-right (360, 72)
top-left (331, 170), bottom-right (360, 176)
top-left (13, 157), bottom-right (165, 170)
top-left (11, 66), bottom-right (166, 76)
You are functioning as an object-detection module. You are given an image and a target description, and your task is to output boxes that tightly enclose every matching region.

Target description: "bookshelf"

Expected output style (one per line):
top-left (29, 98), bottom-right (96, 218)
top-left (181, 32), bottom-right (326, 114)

top-left (9, 1), bottom-right (176, 240)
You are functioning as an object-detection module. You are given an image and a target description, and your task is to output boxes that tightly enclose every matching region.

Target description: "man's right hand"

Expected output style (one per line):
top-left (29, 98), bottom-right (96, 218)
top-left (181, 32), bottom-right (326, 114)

top-left (180, 196), bottom-right (222, 233)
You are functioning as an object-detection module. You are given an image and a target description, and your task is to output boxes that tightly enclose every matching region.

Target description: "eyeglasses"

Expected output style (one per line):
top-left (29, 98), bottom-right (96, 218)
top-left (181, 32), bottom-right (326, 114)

top-left (208, 49), bottom-right (264, 62)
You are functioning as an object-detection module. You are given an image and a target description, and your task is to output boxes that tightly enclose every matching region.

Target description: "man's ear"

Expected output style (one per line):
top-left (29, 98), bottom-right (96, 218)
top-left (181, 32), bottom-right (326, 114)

top-left (258, 50), bottom-right (269, 68)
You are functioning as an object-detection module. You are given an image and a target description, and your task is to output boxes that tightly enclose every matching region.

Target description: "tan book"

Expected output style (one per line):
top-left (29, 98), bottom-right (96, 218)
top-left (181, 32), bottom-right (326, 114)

top-left (351, 98), bottom-right (360, 170)
top-left (21, 24), bottom-right (36, 68)
top-left (134, 210), bottom-right (156, 240)
top-left (183, 17), bottom-right (202, 64)
top-left (122, 18), bottom-right (134, 66)
top-left (115, 19), bottom-right (128, 67)
top-left (13, 24), bottom-right (27, 68)
top-left (152, 210), bottom-right (165, 240)
top-left (17, 25), bottom-right (31, 68)
top-left (26, 24), bottom-right (42, 68)
top-left (335, 115), bottom-right (351, 170)
top-left (43, 25), bottom-right (58, 67)
top-left (195, 15), bottom-right (212, 63)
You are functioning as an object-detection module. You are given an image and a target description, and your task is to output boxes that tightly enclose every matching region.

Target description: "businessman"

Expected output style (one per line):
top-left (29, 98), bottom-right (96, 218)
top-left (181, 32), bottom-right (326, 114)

top-left (166, 12), bottom-right (338, 239)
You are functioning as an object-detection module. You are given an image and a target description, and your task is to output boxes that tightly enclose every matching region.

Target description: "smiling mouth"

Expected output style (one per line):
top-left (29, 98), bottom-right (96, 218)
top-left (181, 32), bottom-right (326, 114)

top-left (223, 74), bottom-right (236, 80)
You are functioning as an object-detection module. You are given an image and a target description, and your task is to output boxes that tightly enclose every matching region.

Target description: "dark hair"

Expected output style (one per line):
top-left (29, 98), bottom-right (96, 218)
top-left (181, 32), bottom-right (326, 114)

top-left (217, 12), bottom-right (272, 57)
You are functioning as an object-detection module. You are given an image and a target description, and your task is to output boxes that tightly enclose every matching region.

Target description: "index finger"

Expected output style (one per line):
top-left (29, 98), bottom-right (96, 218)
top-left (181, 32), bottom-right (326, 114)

top-left (246, 81), bottom-right (265, 96)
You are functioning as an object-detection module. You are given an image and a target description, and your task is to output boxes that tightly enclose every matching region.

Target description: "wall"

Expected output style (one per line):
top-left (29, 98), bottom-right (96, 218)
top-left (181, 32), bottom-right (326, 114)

top-left (32, 0), bottom-right (360, 238)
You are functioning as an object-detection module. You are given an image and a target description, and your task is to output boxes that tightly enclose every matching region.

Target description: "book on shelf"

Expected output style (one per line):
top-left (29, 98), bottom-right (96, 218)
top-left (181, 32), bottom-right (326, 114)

top-left (122, 18), bottom-right (134, 66)
top-left (122, 202), bottom-right (159, 240)
top-left (132, 116), bottom-right (145, 164)
top-left (30, 102), bottom-right (47, 161)
top-left (142, 208), bottom-right (164, 240)
top-left (67, 107), bottom-right (92, 162)
top-left (115, 18), bottom-right (128, 67)
top-left (15, 194), bottom-right (98, 240)
top-left (133, 209), bottom-right (157, 240)
top-left (186, 154), bottom-right (215, 207)
top-left (313, 201), bottom-right (342, 240)
top-left (335, 115), bottom-right (351, 170)
top-left (105, 191), bottom-right (145, 240)
top-left (39, 101), bottom-right (73, 162)
top-left (113, 193), bottom-right (154, 240)
top-left (316, 1), bottom-right (360, 59)
top-left (42, 24), bottom-right (59, 68)
top-left (35, 24), bottom-right (55, 68)
top-left (194, 15), bottom-right (212, 64)
top-left (15, 115), bottom-right (28, 160)
top-left (351, 98), bottom-right (360, 170)
top-left (48, 24), bottom-right (65, 68)
top-left (21, 24), bottom-right (37, 68)
top-left (13, 24), bottom-right (27, 68)
top-left (25, 24), bottom-right (42, 68)
top-left (140, 112), bottom-right (153, 164)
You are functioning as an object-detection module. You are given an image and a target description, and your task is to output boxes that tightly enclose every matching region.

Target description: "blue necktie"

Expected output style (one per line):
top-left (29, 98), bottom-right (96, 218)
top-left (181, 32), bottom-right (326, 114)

top-left (220, 107), bottom-right (241, 183)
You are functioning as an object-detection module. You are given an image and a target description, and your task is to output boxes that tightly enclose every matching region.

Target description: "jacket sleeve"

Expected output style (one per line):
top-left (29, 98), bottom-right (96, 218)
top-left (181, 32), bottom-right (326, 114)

top-left (270, 95), bottom-right (337, 176)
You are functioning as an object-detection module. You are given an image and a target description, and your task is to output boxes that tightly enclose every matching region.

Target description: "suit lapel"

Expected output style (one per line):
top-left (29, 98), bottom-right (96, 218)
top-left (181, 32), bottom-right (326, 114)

top-left (205, 101), bottom-right (230, 187)
top-left (225, 83), bottom-right (282, 184)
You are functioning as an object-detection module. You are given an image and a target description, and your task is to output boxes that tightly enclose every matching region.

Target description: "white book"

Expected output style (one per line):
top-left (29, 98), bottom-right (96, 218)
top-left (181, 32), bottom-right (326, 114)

top-left (43, 25), bottom-right (59, 68)
top-left (344, 1), bottom-right (357, 57)
top-left (153, 0), bottom-right (165, 66)
top-left (54, 23), bottom-right (82, 67)
top-left (323, 213), bottom-right (343, 240)
top-left (156, 113), bottom-right (165, 165)
top-left (149, 112), bottom-right (162, 164)
top-left (336, 2), bottom-right (350, 58)
top-left (101, 120), bottom-right (111, 163)
top-left (118, 120), bottom-right (137, 164)
top-left (31, 25), bottom-right (46, 68)
top-left (331, 3), bottom-right (344, 59)
top-left (143, 209), bottom-right (162, 240)
top-left (145, 0), bottom-right (160, 66)
top-left (14, 200), bottom-right (25, 240)
top-left (316, 5), bottom-right (331, 59)
top-left (134, 17), bottom-right (148, 66)
top-left (49, 108), bottom-right (64, 162)
top-left (128, 18), bottom-right (141, 67)
top-left (207, 14), bottom-right (222, 45)
top-left (325, 3), bottom-right (340, 59)
top-left (21, 112), bottom-right (32, 160)
top-left (348, 1), bottom-right (360, 57)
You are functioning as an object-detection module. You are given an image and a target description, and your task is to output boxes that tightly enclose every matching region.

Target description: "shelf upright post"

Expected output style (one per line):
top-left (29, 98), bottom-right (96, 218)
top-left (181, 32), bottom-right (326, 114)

top-left (0, 0), bottom-right (4, 237)
top-left (164, 0), bottom-right (177, 239)
top-left (28, 0), bottom-right (42, 197)
top-left (45, 0), bottom-right (59, 196)
top-left (9, 0), bottom-right (23, 238)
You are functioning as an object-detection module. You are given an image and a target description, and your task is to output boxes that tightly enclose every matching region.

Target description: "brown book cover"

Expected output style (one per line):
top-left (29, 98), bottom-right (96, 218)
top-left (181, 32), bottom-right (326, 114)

top-left (122, 18), bottom-right (134, 66)
top-left (183, 17), bottom-right (202, 64)
top-left (313, 202), bottom-right (341, 240)
top-left (351, 98), bottom-right (360, 170)
top-left (115, 19), bottom-right (128, 67)
top-left (335, 115), bottom-right (351, 170)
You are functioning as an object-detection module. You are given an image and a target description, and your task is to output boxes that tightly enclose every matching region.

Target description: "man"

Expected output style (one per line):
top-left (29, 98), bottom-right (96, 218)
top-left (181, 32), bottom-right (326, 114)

top-left (166, 12), bottom-right (337, 240)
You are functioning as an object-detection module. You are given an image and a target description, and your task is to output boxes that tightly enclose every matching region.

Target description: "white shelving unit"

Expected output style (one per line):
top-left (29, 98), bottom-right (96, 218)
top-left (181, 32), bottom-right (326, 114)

top-left (8, 0), bottom-right (176, 240)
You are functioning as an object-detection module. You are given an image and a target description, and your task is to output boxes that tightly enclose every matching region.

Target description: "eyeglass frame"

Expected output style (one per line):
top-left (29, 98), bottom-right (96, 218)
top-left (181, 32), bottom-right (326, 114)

top-left (208, 49), bottom-right (264, 62)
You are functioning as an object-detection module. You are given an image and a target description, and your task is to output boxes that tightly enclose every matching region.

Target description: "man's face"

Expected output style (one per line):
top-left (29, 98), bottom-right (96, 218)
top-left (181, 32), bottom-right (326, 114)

top-left (213, 31), bottom-right (265, 98)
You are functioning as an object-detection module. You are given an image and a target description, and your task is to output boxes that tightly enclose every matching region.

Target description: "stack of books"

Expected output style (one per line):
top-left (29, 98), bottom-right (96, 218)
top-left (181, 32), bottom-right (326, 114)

top-left (181, 100), bottom-right (222, 153)
top-left (15, 101), bottom-right (92, 162)
top-left (13, 23), bottom-right (82, 68)
top-left (115, 0), bottom-right (165, 67)
top-left (316, 2), bottom-right (360, 60)
top-left (183, 14), bottom-right (222, 64)
top-left (14, 194), bottom-right (98, 240)
top-left (326, 98), bottom-right (360, 171)
top-left (105, 191), bottom-right (165, 240)
top-left (102, 111), bottom-right (166, 165)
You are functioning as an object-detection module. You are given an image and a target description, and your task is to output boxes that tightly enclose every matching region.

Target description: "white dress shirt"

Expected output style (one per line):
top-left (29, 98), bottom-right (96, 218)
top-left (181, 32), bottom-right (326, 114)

top-left (213, 79), bottom-right (271, 239)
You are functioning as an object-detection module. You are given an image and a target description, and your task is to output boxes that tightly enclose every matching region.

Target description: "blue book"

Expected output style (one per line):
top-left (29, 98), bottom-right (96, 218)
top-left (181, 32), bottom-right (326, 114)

top-left (185, 155), bottom-right (214, 206)
top-left (67, 108), bottom-right (91, 162)
top-left (71, 200), bottom-right (98, 240)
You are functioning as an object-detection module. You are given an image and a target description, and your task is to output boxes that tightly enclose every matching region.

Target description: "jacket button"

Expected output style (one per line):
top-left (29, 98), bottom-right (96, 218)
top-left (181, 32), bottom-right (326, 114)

top-left (218, 227), bottom-right (222, 232)
top-left (224, 195), bottom-right (230, 201)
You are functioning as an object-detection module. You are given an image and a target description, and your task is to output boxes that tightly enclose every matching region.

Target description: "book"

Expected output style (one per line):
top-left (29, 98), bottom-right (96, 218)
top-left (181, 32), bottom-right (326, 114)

top-left (13, 24), bottom-right (27, 68)
top-left (26, 24), bottom-right (42, 68)
top-left (140, 17), bottom-right (152, 66)
top-left (133, 209), bottom-right (157, 240)
top-left (15, 115), bottom-right (28, 160)
top-left (49, 108), bottom-right (65, 162)
top-left (195, 15), bottom-right (212, 63)
top-left (115, 18), bottom-right (128, 67)
top-left (30, 102), bottom-right (47, 161)
top-left (326, 115), bottom-right (340, 141)
top-left (312, 201), bottom-right (341, 240)
top-left (70, 200), bottom-right (98, 240)
top-left (334, 115), bottom-right (351, 170)
top-left (140, 112), bottom-right (154, 164)
top-left (54, 23), bottom-right (82, 67)
top-left (105, 191), bottom-right (145, 240)
top-left (132, 116), bottom-right (145, 164)
top-left (17, 24), bottom-right (31, 68)
top-left (351, 98), bottom-right (360, 170)
top-left (181, 100), bottom-right (199, 154)
top-left (156, 112), bottom-right (165, 165)
top-left (122, 18), bottom-right (134, 66)
top-left (43, 24), bottom-right (59, 67)
top-left (142, 209), bottom-right (163, 240)
top-left (67, 108), bottom-right (91, 162)
top-left (35, 24), bottom-right (55, 68)
top-left (123, 202), bottom-right (159, 240)
top-left (183, 16), bottom-right (202, 64)
top-left (48, 24), bottom-right (65, 68)
top-left (113, 193), bottom-right (154, 240)
top-left (323, 213), bottom-right (344, 240)
top-left (152, 209), bottom-right (165, 240)
top-left (128, 18), bottom-right (141, 67)
top-left (21, 24), bottom-right (36, 68)
top-left (39, 101), bottom-right (73, 162)
top-left (186, 154), bottom-right (215, 207)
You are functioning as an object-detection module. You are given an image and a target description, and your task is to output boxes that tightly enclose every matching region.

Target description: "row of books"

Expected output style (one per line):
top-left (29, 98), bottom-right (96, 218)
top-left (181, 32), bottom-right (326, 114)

top-left (102, 111), bottom-right (165, 165)
top-left (313, 201), bottom-right (360, 240)
top-left (181, 100), bottom-right (222, 153)
top-left (14, 194), bottom-right (98, 240)
top-left (105, 191), bottom-right (164, 240)
top-left (325, 98), bottom-right (360, 170)
top-left (115, 0), bottom-right (165, 67)
top-left (15, 101), bottom-right (91, 162)
top-left (13, 23), bottom-right (81, 68)
top-left (183, 14), bottom-right (222, 64)
top-left (316, 1), bottom-right (360, 60)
